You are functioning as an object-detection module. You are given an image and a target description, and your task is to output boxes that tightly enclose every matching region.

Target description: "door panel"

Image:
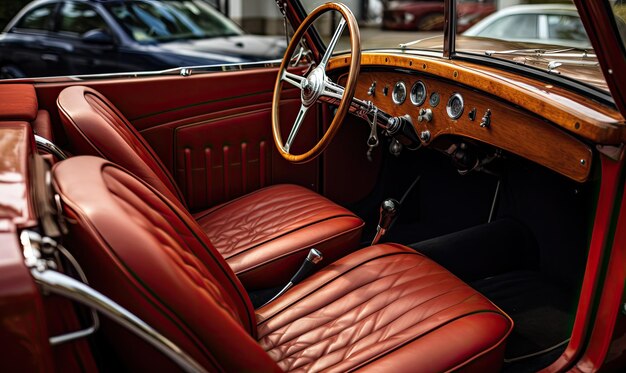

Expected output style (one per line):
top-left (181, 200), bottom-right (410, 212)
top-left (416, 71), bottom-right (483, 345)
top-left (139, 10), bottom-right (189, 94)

top-left (173, 98), bottom-right (318, 209)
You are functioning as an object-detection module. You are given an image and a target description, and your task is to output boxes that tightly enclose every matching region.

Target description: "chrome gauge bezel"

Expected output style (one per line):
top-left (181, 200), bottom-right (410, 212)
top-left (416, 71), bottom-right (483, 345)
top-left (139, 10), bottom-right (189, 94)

top-left (446, 93), bottom-right (464, 119)
top-left (410, 81), bottom-right (427, 106)
top-left (392, 81), bottom-right (407, 105)
top-left (429, 92), bottom-right (440, 107)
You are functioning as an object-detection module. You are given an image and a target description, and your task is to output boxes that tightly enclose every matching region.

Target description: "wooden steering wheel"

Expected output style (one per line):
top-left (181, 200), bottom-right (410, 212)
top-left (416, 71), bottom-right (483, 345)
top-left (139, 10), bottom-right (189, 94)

top-left (272, 3), bottom-right (361, 163)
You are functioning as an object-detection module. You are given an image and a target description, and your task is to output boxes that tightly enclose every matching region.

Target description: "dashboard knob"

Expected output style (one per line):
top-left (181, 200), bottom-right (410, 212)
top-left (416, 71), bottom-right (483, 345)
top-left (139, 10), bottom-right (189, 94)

top-left (419, 130), bottom-right (431, 142)
top-left (418, 108), bottom-right (433, 122)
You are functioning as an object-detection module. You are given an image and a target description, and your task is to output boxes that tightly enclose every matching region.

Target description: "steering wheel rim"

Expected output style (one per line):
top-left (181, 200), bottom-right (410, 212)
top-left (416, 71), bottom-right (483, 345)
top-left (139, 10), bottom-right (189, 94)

top-left (272, 3), bottom-right (361, 164)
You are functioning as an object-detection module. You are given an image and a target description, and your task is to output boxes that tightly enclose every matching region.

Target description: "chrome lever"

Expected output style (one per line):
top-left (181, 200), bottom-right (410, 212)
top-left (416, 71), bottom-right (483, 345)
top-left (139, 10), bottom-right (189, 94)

top-left (366, 106), bottom-right (379, 162)
top-left (261, 248), bottom-right (323, 307)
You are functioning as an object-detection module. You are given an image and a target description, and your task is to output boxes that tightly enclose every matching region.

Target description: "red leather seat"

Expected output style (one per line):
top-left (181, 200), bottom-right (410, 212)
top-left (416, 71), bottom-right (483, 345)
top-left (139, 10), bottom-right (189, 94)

top-left (57, 86), bottom-right (363, 288)
top-left (53, 156), bottom-right (513, 372)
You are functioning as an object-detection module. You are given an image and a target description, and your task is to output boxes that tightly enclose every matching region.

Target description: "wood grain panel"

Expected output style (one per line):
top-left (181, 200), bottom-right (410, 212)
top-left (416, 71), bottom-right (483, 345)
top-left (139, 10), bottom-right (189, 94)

top-left (328, 52), bottom-right (625, 144)
top-left (341, 71), bottom-right (593, 182)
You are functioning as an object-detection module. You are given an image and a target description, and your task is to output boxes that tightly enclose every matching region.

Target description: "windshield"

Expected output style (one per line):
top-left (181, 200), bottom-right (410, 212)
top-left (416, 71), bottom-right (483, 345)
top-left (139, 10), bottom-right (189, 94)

top-left (301, 0), bottom-right (612, 93)
top-left (105, 0), bottom-right (243, 43)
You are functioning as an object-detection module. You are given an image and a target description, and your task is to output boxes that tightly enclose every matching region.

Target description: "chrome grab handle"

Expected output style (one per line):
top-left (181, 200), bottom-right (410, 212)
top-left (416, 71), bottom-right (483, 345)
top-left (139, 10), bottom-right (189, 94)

top-left (21, 231), bottom-right (207, 373)
top-left (34, 135), bottom-right (68, 160)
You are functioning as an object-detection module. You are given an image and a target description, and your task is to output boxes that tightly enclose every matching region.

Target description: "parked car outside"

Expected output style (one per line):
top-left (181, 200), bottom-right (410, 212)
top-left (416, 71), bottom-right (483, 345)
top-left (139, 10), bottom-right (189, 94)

top-left (383, 0), bottom-right (495, 32)
top-left (0, 0), bottom-right (286, 78)
top-left (463, 4), bottom-right (591, 48)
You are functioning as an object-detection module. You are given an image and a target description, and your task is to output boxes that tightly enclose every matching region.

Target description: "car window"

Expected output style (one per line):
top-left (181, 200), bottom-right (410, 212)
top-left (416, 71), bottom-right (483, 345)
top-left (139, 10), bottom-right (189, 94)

top-left (609, 0), bottom-right (626, 51)
top-left (14, 3), bottom-right (57, 31)
top-left (104, 0), bottom-right (242, 42)
top-left (547, 14), bottom-right (588, 42)
top-left (476, 14), bottom-right (538, 39)
top-left (59, 2), bottom-right (108, 35)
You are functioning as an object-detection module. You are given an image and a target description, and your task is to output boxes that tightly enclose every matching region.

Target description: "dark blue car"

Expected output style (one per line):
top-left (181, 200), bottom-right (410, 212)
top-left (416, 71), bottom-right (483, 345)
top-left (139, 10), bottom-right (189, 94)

top-left (0, 0), bottom-right (286, 78)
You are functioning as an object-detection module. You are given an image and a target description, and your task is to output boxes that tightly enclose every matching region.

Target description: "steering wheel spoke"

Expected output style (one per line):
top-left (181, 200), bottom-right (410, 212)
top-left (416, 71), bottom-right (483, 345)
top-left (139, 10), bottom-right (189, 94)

top-left (319, 18), bottom-right (347, 69)
top-left (321, 79), bottom-right (345, 101)
top-left (282, 70), bottom-right (305, 88)
top-left (284, 105), bottom-right (309, 152)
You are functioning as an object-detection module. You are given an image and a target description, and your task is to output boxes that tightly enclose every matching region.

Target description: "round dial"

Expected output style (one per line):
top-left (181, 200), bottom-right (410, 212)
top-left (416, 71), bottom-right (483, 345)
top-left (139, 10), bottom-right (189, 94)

top-left (429, 92), bottom-right (440, 107)
top-left (410, 81), bottom-right (427, 106)
top-left (446, 93), bottom-right (464, 119)
top-left (392, 81), bottom-right (407, 105)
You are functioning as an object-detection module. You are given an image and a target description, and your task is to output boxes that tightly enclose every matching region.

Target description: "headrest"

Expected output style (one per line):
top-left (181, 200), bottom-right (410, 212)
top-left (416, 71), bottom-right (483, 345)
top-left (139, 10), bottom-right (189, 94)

top-left (0, 84), bottom-right (38, 121)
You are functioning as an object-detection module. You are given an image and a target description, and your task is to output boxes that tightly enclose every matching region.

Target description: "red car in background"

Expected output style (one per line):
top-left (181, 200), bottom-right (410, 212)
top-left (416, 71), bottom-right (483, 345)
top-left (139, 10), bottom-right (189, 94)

top-left (383, 0), bottom-right (495, 31)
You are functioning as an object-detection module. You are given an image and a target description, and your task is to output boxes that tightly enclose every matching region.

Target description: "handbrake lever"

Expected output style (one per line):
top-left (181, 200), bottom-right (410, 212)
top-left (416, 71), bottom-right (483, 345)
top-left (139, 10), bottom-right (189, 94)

top-left (261, 249), bottom-right (323, 307)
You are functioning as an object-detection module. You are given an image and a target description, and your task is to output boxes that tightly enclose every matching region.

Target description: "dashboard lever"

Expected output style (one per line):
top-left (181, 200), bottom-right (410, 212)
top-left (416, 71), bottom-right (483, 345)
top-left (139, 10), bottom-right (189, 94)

top-left (366, 106), bottom-right (380, 161)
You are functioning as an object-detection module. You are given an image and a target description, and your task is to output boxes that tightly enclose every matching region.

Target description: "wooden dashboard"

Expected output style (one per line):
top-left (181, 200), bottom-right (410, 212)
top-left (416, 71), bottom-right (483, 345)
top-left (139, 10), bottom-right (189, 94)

top-left (332, 53), bottom-right (606, 183)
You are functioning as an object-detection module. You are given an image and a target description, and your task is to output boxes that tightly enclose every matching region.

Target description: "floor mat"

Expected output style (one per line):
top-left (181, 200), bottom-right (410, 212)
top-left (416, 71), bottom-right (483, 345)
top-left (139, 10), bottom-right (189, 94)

top-left (471, 271), bottom-right (577, 360)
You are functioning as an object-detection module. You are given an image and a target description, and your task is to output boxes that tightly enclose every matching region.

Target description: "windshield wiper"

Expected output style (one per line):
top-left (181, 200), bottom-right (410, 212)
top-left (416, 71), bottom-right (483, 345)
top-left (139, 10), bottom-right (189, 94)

top-left (547, 59), bottom-right (600, 73)
top-left (399, 35), bottom-right (442, 50)
top-left (484, 47), bottom-right (596, 58)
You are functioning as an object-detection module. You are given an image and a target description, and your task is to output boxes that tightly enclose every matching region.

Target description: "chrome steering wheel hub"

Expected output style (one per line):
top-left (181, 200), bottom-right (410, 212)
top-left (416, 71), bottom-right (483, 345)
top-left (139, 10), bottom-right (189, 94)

top-left (301, 67), bottom-right (326, 107)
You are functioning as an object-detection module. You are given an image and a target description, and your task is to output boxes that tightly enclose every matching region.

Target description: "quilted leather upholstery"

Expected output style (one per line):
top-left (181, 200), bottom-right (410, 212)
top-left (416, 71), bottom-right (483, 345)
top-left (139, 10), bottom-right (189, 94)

top-left (195, 184), bottom-right (363, 288)
top-left (52, 156), bottom-right (512, 372)
top-left (57, 86), bottom-right (363, 288)
top-left (257, 243), bottom-right (513, 372)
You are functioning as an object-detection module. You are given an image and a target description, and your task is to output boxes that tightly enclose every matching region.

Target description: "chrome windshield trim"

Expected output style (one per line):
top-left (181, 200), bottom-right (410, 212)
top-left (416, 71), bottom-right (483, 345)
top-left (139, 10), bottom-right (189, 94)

top-left (0, 59), bottom-right (283, 83)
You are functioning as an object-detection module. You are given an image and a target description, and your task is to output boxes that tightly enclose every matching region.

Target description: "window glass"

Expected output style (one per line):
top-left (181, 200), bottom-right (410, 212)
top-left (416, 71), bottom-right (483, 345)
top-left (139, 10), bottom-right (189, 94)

top-left (15, 3), bottom-right (56, 31)
top-left (547, 14), bottom-right (588, 43)
top-left (475, 14), bottom-right (538, 39)
top-left (105, 0), bottom-right (242, 42)
top-left (59, 2), bottom-right (108, 35)
top-left (609, 0), bottom-right (626, 51)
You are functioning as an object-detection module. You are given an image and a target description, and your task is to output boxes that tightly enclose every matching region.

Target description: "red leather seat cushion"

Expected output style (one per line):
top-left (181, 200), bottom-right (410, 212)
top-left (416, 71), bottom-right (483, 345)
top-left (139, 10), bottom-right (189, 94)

top-left (194, 184), bottom-right (363, 289)
top-left (32, 110), bottom-right (54, 141)
top-left (0, 84), bottom-right (38, 121)
top-left (257, 243), bottom-right (513, 372)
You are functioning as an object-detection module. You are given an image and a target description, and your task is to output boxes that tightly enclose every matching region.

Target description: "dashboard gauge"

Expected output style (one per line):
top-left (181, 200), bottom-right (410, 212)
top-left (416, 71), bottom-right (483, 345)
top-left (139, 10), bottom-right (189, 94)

top-left (410, 81), bottom-right (427, 106)
top-left (392, 81), bottom-right (407, 105)
top-left (429, 92), bottom-right (440, 107)
top-left (446, 93), bottom-right (464, 119)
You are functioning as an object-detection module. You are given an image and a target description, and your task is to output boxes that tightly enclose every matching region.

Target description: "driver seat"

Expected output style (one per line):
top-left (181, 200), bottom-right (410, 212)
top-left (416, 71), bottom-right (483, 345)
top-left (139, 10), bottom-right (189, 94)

top-left (57, 86), bottom-right (363, 289)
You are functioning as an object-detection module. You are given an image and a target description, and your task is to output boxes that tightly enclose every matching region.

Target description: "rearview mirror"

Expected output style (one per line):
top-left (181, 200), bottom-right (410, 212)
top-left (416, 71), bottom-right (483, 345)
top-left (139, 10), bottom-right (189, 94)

top-left (82, 29), bottom-right (114, 45)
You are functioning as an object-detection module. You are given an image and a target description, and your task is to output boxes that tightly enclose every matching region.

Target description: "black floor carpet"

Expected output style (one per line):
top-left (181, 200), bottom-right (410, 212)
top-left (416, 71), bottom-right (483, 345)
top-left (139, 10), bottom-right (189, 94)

top-left (471, 271), bottom-right (577, 363)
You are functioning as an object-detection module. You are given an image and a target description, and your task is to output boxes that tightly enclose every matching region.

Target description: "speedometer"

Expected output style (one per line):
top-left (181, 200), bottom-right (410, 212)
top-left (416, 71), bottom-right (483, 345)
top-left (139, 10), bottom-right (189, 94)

top-left (410, 81), bottom-right (427, 106)
top-left (392, 81), bottom-right (407, 105)
top-left (446, 93), bottom-right (464, 119)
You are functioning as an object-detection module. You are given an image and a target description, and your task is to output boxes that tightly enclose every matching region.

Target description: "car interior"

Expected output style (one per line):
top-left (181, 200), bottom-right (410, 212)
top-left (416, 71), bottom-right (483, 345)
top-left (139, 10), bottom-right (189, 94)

top-left (1, 2), bottom-right (622, 372)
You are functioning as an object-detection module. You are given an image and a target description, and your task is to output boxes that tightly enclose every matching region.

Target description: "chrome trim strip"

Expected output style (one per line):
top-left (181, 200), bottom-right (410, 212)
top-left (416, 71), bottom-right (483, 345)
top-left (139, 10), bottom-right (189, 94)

top-left (34, 135), bottom-right (68, 160)
top-left (1, 60), bottom-right (282, 83)
top-left (31, 269), bottom-right (207, 373)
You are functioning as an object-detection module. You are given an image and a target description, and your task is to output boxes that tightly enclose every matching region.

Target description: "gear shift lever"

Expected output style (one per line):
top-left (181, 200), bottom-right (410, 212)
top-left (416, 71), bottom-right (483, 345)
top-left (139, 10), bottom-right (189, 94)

top-left (371, 198), bottom-right (400, 245)
top-left (261, 249), bottom-right (323, 307)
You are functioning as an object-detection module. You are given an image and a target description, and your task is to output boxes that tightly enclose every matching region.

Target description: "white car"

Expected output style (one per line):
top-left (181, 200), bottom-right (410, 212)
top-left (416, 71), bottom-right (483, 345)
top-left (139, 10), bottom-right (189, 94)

top-left (463, 4), bottom-right (591, 48)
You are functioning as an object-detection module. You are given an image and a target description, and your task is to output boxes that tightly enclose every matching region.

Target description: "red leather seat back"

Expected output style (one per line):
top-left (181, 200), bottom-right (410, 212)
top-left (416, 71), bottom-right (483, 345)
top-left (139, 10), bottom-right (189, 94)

top-left (52, 156), bottom-right (279, 372)
top-left (57, 86), bottom-right (186, 207)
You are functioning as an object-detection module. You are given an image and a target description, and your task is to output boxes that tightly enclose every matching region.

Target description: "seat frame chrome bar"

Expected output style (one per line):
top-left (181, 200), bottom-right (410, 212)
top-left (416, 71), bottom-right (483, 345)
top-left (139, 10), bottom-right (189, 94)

top-left (34, 135), bottom-right (69, 160)
top-left (21, 230), bottom-right (207, 373)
